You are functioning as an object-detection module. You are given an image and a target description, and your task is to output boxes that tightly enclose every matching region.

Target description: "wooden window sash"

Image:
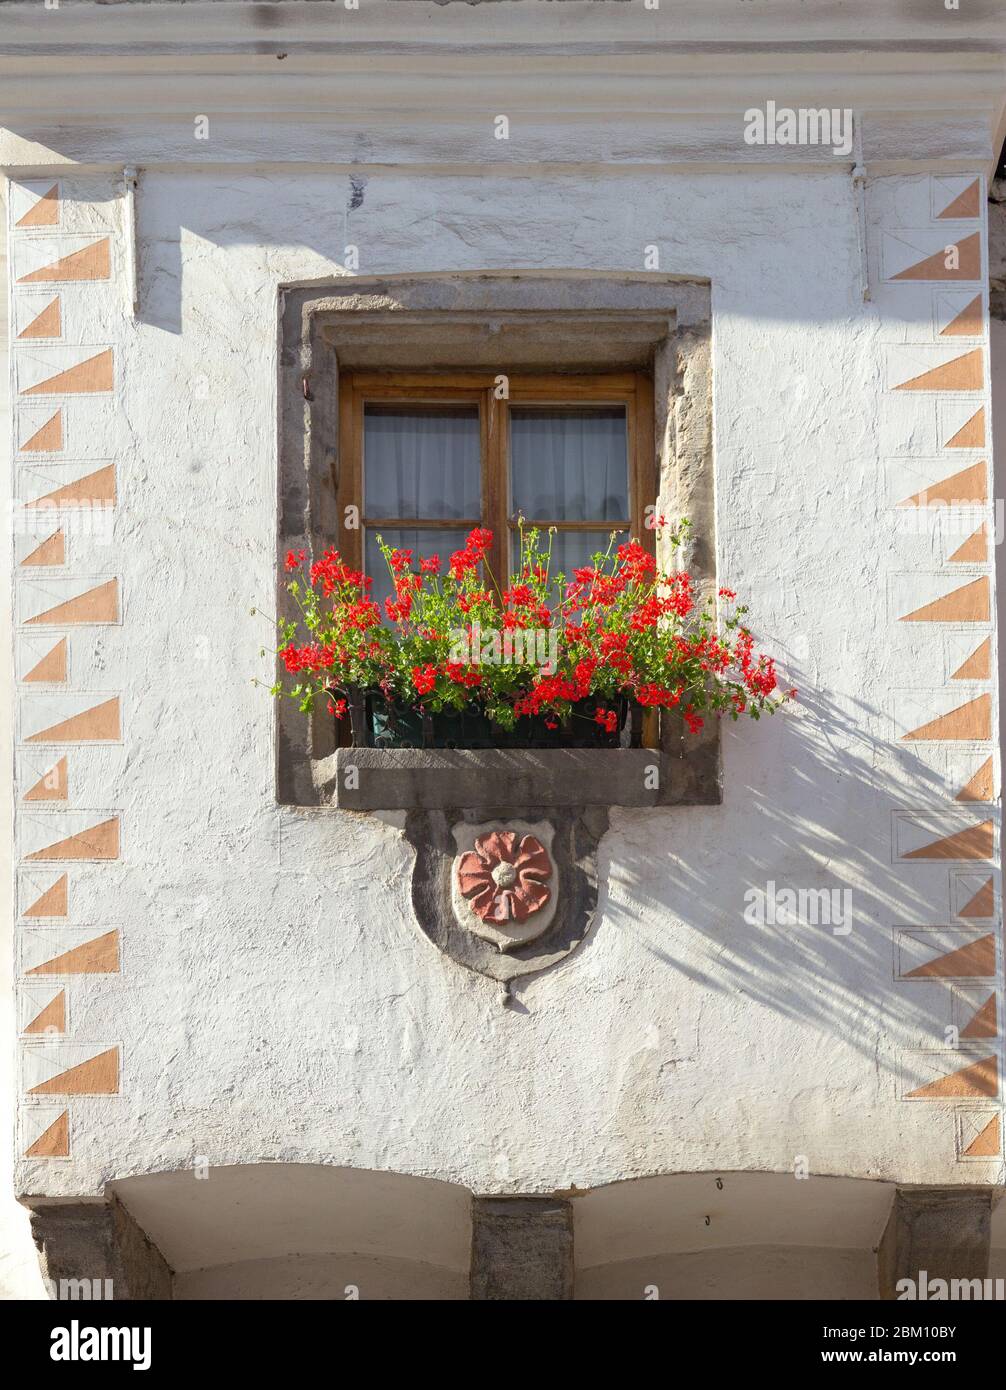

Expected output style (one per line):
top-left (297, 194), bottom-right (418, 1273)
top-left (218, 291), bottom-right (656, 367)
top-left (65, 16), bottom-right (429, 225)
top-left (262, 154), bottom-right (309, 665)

top-left (337, 371), bottom-right (655, 589)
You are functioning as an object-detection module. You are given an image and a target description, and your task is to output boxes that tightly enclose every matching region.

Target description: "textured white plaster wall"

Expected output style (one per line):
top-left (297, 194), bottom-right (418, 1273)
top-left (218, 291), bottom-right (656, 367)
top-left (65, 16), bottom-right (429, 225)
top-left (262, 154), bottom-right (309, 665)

top-left (1, 184), bottom-right (48, 1299)
top-left (8, 163), bottom-right (1002, 1206)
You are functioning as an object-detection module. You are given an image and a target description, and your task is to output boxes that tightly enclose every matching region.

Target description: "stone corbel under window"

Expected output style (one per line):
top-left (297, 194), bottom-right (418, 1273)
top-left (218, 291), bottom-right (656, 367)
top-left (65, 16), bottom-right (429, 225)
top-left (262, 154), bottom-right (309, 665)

top-left (277, 272), bottom-right (717, 812)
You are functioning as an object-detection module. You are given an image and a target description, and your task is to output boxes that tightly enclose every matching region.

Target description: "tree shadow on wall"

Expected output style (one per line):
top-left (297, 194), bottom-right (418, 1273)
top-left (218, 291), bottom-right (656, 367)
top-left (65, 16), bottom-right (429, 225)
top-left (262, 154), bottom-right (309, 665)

top-left (588, 677), bottom-right (997, 1073)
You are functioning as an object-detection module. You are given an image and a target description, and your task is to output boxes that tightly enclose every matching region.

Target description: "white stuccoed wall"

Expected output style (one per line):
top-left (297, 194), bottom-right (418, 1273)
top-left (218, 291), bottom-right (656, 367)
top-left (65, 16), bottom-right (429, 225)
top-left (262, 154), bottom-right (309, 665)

top-left (6, 161), bottom-right (1002, 1202)
top-left (1, 183), bottom-right (49, 1300)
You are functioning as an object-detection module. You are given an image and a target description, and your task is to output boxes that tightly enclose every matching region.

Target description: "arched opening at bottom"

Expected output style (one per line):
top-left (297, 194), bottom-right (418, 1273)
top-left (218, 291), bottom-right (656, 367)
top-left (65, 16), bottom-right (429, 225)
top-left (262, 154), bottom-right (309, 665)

top-left (573, 1172), bottom-right (897, 1300)
top-left (110, 1164), bottom-right (472, 1301)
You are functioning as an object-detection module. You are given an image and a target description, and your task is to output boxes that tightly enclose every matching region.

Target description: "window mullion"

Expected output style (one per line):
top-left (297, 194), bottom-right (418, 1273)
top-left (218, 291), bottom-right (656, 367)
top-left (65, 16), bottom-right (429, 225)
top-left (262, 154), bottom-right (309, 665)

top-left (484, 387), bottom-right (509, 593)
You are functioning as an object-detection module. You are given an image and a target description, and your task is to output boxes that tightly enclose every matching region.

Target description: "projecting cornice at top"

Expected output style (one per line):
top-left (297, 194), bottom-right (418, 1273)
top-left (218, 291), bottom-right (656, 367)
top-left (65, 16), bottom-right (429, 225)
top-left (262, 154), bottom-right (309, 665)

top-left (0, 0), bottom-right (1004, 174)
top-left (1, 0), bottom-right (1005, 57)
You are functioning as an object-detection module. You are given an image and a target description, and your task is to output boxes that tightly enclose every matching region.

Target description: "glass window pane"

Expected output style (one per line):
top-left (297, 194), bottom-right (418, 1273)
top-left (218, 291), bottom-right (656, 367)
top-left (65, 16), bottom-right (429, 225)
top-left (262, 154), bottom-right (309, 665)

top-left (364, 405), bottom-right (481, 521)
top-left (365, 527), bottom-right (471, 608)
top-left (510, 406), bottom-right (628, 522)
top-left (511, 529), bottom-right (622, 584)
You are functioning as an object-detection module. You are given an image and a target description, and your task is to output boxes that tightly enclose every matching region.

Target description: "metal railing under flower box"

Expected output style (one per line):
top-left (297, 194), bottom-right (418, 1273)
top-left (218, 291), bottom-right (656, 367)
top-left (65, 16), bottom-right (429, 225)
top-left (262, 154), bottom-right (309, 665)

top-left (342, 688), bottom-right (644, 751)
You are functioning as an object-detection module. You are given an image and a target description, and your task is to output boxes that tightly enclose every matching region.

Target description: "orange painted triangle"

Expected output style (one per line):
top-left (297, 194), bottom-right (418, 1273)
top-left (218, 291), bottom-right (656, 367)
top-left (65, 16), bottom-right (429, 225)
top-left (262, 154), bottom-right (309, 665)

top-left (16, 183), bottom-right (59, 229)
top-left (28, 1046), bottom-right (119, 1096)
top-left (20, 409), bottom-right (63, 453)
top-left (27, 696), bottom-right (120, 744)
top-left (26, 464), bottom-right (115, 511)
top-left (960, 995), bottom-right (998, 1040)
top-left (24, 638), bottom-right (67, 685)
top-left (956, 757), bottom-right (994, 803)
top-left (23, 348), bottom-right (113, 396)
top-left (949, 524), bottom-right (987, 564)
top-left (28, 929), bottom-right (119, 977)
top-left (23, 874), bottom-right (68, 918)
top-left (903, 695), bottom-right (991, 741)
top-left (903, 694), bottom-right (990, 742)
top-left (899, 577), bottom-right (988, 623)
top-left (23, 755), bottom-right (68, 803)
top-left (892, 232), bottom-right (980, 282)
top-left (898, 461), bottom-right (986, 507)
top-left (944, 407), bottom-right (985, 449)
top-left (963, 1115), bottom-right (1000, 1157)
top-left (17, 297), bottom-right (61, 340)
top-left (25, 1111), bottom-right (69, 1158)
top-left (907, 1055), bottom-right (997, 1101)
top-left (940, 294), bottom-right (982, 337)
top-left (26, 578), bottom-right (119, 626)
top-left (904, 933), bottom-right (995, 978)
top-left (903, 819), bottom-right (993, 860)
top-left (937, 179), bottom-right (980, 220)
top-left (26, 816), bottom-right (119, 862)
top-left (21, 530), bottom-right (65, 567)
top-left (895, 347), bottom-right (983, 392)
top-left (951, 638), bottom-right (990, 681)
top-left (17, 237), bottom-right (110, 284)
top-left (24, 990), bottom-right (66, 1036)
top-left (959, 878), bottom-right (995, 919)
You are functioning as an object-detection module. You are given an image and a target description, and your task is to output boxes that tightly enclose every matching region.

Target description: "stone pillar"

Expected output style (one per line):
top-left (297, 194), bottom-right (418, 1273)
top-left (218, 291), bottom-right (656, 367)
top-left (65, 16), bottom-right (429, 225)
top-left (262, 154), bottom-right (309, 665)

top-left (878, 1187), bottom-right (991, 1300)
top-left (471, 1196), bottom-right (573, 1300)
top-left (25, 1194), bottom-right (173, 1300)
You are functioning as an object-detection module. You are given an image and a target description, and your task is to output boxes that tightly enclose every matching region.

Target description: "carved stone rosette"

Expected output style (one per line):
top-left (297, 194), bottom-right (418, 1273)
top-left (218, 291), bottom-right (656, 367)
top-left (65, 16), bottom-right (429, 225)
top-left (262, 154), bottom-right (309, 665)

top-left (407, 807), bottom-right (608, 1001)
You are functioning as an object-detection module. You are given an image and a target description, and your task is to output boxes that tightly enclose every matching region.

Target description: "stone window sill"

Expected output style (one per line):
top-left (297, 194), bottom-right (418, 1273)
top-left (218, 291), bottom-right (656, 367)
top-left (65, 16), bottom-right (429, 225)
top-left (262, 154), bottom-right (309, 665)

top-left (328, 744), bottom-right (721, 811)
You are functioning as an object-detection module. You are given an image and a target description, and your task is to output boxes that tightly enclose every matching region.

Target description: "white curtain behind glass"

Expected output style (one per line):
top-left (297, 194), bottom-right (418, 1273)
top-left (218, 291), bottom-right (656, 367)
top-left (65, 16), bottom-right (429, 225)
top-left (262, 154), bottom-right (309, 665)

top-left (510, 408), bottom-right (628, 522)
top-left (363, 405), bottom-right (481, 605)
top-left (364, 406), bottom-right (481, 520)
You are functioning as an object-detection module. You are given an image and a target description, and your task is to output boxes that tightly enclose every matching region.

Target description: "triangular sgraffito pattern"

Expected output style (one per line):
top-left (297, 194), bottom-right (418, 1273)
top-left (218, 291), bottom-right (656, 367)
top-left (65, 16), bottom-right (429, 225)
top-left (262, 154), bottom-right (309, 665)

top-left (956, 758), bottom-right (993, 802)
top-left (899, 577), bottom-right (988, 624)
top-left (27, 930), bottom-right (119, 976)
top-left (963, 1116), bottom-right (1000, 1157)
top-left (28, 1047), bottom-right (119, 1096)
top-left (902, 695), bottom-right (991, 742)
top-left (937, 179), bottom-right (980, 220)
top-left (20, 410), bottom-right (63, 453)
top-left (948, 524), bottom-right (987, 564)
top-left (897, 461), bottom-right (987, 508)
top-left (24, 1111), bottom-right (69, 1159)
top-left (23, 348), bottom-right (113, 396)
top-left (960, 996), bottom-right (998, 1040)
top-left (907, 1055), bottom-right (998, 1100)
top-left (894, 347), bottom-right (983, 392)
top-left (944, 407), bottom-right (985, 448)
top-left (17, 238), bottom-right (110, 284)
top-left (17, 297), bottom-right (62, 340)
top-left (15, 184), bottom-right (59, 229)
top-left (950, 639), bottom-right (990, 681)
top-left (903, 934), bottom-right (995, 978)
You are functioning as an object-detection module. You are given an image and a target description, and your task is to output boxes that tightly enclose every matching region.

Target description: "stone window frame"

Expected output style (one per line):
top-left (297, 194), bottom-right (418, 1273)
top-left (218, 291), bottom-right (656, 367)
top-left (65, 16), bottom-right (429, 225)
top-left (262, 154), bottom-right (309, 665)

top-left (277, 272), bottom-right (719, 811)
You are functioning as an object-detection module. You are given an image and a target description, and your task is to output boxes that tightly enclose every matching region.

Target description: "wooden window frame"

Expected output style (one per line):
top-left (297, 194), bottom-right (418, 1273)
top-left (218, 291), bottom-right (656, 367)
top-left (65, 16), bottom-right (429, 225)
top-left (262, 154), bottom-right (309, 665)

top-left (337, 371), bottom-right (656, 590)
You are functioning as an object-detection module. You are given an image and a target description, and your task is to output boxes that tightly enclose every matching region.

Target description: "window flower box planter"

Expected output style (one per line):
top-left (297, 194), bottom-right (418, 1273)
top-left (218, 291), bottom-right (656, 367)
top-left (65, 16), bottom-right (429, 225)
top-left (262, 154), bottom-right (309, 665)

top-left (346, 689), bottom-right (640, 751)
top-left (272, 521), bottom-right (792, 808)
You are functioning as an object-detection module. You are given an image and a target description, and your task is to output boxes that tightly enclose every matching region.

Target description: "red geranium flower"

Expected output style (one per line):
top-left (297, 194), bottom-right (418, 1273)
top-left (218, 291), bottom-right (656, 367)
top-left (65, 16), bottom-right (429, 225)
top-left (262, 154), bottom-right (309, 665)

top-left (411, 664), bottom-right (437, 695)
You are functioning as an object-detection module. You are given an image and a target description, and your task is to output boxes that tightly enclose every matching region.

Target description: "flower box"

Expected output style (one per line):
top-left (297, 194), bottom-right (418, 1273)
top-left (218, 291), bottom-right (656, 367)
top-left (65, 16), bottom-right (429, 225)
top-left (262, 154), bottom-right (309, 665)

top-left (272, 520), bottom-right (793, 774)
top-left (345, 688), bottom-right (640, 750)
